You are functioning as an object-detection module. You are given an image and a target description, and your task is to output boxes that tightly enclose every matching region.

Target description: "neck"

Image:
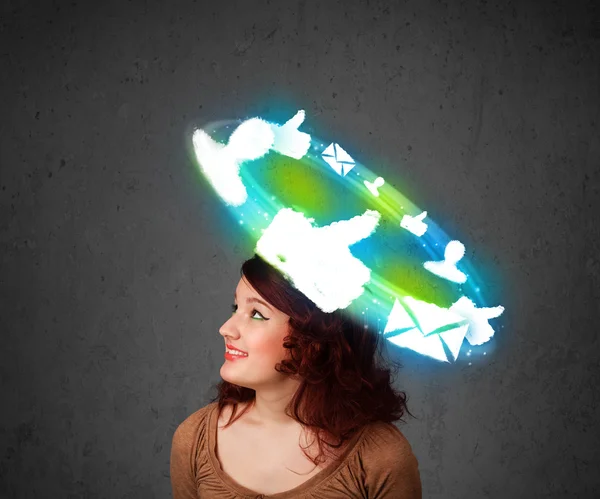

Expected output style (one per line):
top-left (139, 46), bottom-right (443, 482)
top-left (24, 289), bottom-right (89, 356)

top-left (246, 381), bottom-right (301, 428)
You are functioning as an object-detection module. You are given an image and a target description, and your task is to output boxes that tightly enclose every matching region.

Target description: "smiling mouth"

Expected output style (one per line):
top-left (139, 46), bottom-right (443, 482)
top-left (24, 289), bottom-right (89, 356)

top-left (225, 350), bottom-right (248, 358)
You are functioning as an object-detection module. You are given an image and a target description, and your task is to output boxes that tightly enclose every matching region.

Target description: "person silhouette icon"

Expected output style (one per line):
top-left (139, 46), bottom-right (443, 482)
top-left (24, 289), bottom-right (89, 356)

top-left (364, 176), bottom-right (385, 197)
top-left (423, 240), bottom-right (468, 283)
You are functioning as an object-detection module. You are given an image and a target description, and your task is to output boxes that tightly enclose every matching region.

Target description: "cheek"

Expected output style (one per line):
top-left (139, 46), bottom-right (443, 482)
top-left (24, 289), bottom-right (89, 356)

top-left (251, 339), bottom-right (285, 359)
top-left (250, 327), bottom-right (289, 358)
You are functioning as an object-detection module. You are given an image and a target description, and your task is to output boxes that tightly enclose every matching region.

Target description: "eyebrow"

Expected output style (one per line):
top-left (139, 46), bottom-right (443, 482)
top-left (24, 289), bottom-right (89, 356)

top-left (234, 292), bottom-right (273, 311)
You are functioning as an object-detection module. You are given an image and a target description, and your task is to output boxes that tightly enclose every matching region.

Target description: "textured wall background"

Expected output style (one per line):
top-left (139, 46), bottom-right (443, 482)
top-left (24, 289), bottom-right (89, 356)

top-left (1, 0), bottom-right (599, 497)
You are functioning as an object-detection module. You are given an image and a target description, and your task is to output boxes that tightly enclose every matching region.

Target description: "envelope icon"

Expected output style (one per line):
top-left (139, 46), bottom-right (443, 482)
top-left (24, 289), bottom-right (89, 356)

top-left (383, 297), bottom-right (470, 363)
top-left (387, 323), bottom-right (470, 363)
top-left (322, 143), bottom-right (355, 176)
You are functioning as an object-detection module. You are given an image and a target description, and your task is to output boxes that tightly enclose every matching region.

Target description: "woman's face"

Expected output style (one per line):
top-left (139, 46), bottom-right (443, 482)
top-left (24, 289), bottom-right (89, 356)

top-left (219, 276), bottom-right (292, 390)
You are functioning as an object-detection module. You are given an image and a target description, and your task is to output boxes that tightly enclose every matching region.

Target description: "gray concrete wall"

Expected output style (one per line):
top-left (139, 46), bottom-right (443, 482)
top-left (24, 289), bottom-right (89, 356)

top-left (1, 0), bottom-right (599, 497)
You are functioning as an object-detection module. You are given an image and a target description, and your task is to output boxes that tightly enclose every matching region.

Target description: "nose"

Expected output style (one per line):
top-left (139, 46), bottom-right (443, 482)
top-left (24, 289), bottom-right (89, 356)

top-left (219, 314), bottom-right (240, 340)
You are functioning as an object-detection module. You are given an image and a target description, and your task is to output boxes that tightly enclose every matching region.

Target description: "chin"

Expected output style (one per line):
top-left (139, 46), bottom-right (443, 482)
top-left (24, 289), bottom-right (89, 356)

top-left (220, 368), bottom-right (245, 385)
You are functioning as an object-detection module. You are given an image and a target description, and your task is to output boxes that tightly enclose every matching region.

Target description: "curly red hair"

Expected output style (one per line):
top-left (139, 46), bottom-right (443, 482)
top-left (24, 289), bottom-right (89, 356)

top-left (209, 253), bottom-right (415, 467)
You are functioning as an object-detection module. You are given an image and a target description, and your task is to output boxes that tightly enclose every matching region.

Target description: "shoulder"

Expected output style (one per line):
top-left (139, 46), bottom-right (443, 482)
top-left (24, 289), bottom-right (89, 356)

top-left (360, 421), bottom-right (416, 456)
top-left (171, 402), bottom-right (218, 453)
top-left (170, 402), bottom-right (219, 495)
top-left (357, 422), bottom-right (422, 498)
top-left (178, 401), bottom-right (218, 428)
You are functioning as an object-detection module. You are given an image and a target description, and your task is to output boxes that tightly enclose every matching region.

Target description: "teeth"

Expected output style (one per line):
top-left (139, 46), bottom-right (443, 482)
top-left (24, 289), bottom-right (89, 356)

top-left (226, 348), bottom-right (248, 356)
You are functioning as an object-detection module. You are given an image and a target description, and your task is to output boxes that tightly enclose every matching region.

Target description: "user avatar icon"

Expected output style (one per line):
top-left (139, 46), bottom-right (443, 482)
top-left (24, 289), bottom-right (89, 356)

top-left (423, 240), bottom-right (468, 284)
top-left (364, 176), bottom-right (385, 197)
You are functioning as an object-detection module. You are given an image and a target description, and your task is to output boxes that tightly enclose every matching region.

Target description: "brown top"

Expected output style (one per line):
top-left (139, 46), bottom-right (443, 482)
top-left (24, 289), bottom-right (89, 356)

top-left (170, 401), bottom-right (422, 499)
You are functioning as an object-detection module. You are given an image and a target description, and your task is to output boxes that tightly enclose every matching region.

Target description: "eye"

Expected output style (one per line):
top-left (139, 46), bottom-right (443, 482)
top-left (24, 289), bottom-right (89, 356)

top-left (231, 304), bottom-right (268, 321)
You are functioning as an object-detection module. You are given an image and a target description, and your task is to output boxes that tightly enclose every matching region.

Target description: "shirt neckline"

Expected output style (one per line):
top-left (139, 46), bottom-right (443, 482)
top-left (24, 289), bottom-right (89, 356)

top-left (206, 402), bottom-right (369, 498)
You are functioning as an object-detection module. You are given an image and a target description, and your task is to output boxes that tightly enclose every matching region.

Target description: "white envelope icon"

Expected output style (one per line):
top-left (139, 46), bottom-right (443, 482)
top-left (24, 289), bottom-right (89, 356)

top-left (383, 297), bottom-right (469, 363)
top-left (322, 143), bottom-right (355, 176)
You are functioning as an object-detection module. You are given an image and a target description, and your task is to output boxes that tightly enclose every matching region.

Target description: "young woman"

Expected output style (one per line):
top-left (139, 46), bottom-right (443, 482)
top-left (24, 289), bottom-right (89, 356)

top-left (170, 254), bottom-right (422, 498)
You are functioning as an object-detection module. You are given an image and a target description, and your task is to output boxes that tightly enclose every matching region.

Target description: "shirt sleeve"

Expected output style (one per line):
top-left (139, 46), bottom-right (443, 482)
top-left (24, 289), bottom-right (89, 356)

top-left (369, 447), bottom-right (422, 498)
top-left (364, 425), bottom-right (422, 499)
top-left (170, 422), bottom-right (199, 499)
